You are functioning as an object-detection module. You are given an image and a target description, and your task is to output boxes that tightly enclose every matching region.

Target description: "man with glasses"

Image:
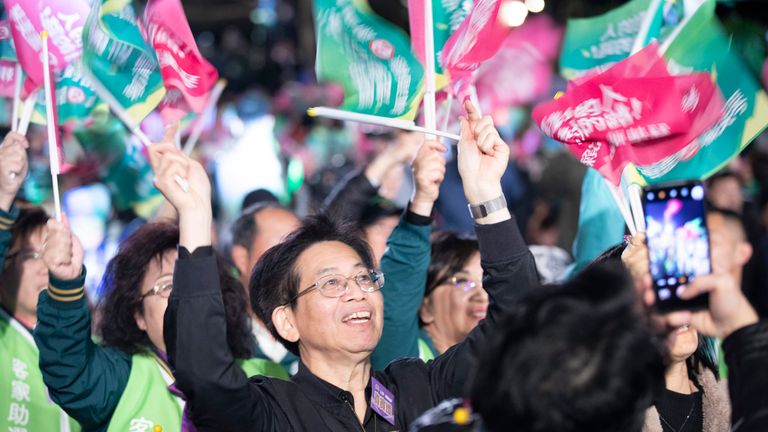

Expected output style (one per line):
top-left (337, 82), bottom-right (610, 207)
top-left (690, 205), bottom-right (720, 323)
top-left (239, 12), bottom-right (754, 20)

top-left (157, 102), bottom-right (539, 431)
top-left (0, 132), bottom-right (81, 431)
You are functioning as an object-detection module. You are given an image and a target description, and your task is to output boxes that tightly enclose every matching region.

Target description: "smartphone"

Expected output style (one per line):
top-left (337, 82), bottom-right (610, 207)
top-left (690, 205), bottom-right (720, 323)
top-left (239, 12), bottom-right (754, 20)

top-left (641, 181), bottom-right (710, 312)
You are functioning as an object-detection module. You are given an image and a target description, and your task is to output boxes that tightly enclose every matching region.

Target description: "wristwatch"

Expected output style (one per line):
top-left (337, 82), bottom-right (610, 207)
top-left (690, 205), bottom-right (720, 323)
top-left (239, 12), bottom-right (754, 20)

top-left (468, 195), bottom-right (507, 219)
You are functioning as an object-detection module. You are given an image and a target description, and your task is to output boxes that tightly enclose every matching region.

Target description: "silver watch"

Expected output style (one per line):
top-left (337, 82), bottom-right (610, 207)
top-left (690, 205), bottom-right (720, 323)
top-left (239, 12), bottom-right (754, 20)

top-left (468, 195), bottom-right (507, 219)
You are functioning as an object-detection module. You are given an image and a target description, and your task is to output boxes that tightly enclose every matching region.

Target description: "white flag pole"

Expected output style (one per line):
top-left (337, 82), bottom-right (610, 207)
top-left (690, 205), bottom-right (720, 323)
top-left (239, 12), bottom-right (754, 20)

top-left (307, 107), bottom-right (460, 141)
top-left (183, 79), bottom-right (226, 155)
top-left (17, 90), bottom-right (38, 135)
top-left (41, 32), bottom-right (62, 221)
top-left (423, 0), bottom-right (437, 139)
top-left (11, 63), bottom-right (22, 132)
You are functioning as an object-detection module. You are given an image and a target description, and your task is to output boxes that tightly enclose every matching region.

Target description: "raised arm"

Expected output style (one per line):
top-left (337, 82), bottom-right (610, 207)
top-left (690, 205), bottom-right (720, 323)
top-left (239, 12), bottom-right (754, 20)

top-left (426, 102), bottom-right (539, 400)
top-left (153, 127), bottom-right (279, 431)
top-left (34, 219), bottom-right (132, 430)
top-left (0, 132), bottom-right (29, 268)
top-left (372, 139), bottom-right (447, 369)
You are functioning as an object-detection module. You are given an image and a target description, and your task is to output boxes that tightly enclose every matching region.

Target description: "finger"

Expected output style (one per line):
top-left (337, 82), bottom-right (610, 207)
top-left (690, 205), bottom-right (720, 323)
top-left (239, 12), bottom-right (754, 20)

top-left (477, 128), bottom-right (497, 154)
top-left (424, 140), bottom-right (448, 153)
top-left (464, 100), bottom-right (481, 122)
top-left (161, 122), bottom-right (180, 145)
top-left (678, 274), bottom-right (718, 300)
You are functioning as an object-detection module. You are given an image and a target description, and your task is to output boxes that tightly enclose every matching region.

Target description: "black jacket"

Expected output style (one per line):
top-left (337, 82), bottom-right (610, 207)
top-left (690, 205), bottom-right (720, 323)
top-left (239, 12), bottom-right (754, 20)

top-left (723, 320), bottom-right (768, 430)
top-left (164, 217), bottom-right (538, 431)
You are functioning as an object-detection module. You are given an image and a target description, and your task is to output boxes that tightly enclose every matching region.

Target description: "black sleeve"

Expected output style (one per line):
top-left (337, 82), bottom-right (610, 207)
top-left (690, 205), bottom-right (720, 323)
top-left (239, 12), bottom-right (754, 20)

top-left (164, 246), bottom-right (287, 431)
top-left (723, 320), bottom-right (768, 430)
top-left (321, 169), bottom-right (378, 223)
top-left (427, 217), bottom-right (539, 400)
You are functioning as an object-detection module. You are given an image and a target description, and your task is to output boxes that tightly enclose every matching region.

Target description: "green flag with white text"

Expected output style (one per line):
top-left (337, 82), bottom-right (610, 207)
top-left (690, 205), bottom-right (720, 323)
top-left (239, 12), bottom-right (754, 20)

top-left (636, 0), bottom-right (768, 183)
top-left (313, 0), bottom-right (424, 120)
top-left (82, 0), bottom-right (165, 125)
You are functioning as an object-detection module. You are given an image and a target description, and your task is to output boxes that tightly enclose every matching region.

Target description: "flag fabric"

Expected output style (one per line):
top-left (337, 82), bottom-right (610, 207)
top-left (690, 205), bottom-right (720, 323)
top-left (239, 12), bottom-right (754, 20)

top-left (533, 43), bottom-right (724, 186)
top-left (313, 0), bottom-right (424, 120)
top-left (82, 0), bottom-right (166, 125)
top-left (474, 14), bottom-right (563, 115)
top-left (636, 0), bottom-right (768, 183)
top-left (0, 14), bottom-right (17, 97)
top-left (143, 0), bottom-right (219, 123)
top-left (408, 0), bottom-right (472, 85)
top-left (4, 0), bottom-right (89, 94)
top-left (559, 0), bottom-right (683, 79)
top-left (439, 0), bottom-right (512, 99)
top-left (21, 61), bottom-right (103, 125)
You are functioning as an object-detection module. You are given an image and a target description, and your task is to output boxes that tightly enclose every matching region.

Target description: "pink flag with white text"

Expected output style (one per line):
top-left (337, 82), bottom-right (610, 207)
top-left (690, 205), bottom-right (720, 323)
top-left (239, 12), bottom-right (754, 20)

top-left (4, 0), bottom-right (89, 95)
top-left (144, 0), bottom-right (218, 123)
top-left (439, 0), bottom-right (512, 99)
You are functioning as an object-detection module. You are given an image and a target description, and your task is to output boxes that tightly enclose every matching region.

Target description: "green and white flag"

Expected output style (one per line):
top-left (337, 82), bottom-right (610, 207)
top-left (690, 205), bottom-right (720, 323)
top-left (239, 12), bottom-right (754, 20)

top-left (636, 0), bottom-right (768, 183)
top-left (313, 0), bottom-right (424, 120)
top-left (81, 0), bottom-right (165, 125)
top-left (559, 0), bottom-right (681, 79)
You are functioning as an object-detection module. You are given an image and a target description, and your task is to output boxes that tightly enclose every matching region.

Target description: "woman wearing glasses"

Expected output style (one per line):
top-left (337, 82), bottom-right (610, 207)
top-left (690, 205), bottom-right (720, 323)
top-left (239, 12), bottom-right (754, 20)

top-left (34, 218), bottom-right (287, 432)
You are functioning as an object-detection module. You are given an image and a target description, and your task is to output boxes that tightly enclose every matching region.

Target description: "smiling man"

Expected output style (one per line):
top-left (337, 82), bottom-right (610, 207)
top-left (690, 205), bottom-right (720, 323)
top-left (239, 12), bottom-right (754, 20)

top-left (159, 102), bottom-right (539, 431)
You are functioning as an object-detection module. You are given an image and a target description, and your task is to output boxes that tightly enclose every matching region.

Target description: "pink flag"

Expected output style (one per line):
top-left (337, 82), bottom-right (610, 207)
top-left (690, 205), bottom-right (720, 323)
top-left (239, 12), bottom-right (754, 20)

top-left (144, 0), bottom-right (218, 123)
top-left (533, 45), bottom-right (724, 186)
top-left (439, 0), bottom-right (512, 99)
top-left (4, 0), bottom-right (89, 95)
top-left (475, 15), bottom-right (563, 115)
top-left (0, 60), bottom-right (16, 97)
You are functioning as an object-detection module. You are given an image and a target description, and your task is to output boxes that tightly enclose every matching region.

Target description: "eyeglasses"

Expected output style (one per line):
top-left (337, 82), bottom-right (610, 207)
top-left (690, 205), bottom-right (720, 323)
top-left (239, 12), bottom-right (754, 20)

top-left (5, 249), bottom-right (43, 263)
top-left (141, 279), bottom-right (173, 299)
top-left (447, 275), bottom-right (480, 293)
top-left (287, 270), bottom-right (385, 304)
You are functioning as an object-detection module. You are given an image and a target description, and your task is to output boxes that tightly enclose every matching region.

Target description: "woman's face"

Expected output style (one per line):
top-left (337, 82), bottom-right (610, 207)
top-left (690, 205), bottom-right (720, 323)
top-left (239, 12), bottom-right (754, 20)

top-left (135, 249), bottom-right (177, 353)
top-left (667, 325), bottom-right (699, 363)
top-left (1, 227), bottom-right (48, 327)
top-left (421, 252), bottom-right (488, 350)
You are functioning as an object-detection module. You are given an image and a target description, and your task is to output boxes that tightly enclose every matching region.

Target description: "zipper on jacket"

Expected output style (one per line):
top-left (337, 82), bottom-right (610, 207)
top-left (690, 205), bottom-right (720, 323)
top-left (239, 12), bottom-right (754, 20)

top-left (341, 393), bottom-right (368, 432)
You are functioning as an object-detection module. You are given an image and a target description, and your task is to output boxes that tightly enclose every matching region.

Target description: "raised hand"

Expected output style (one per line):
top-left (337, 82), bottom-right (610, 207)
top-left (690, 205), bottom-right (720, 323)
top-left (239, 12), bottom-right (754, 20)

top-left (410, 139), bottom-right (448, 217)
top-left (0, 132), bottom-right (30, 211)
top-left (42, 219), bottom-right (84, 281)
top-left (148, 124), bottom-right (212, 250)
top-left (457, 100), bottom-right (510, 204)
top-left (365, 131), bottom-right (423, 186)
top-left (678, 273), bottom-right (759, 339)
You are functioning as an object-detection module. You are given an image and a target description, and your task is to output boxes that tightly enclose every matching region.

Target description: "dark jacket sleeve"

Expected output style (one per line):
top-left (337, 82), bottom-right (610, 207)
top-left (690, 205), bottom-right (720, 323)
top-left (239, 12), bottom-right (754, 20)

top-left (321, 170), bottom-right (378, 223)
top-left (372, 211), bottom-right (432, 369)
top-left (165, 247), bottom-right (286, 431)
top-left (34, 268), bottom-right (132, 431)
top-left (0, 205), bottom-right (19, 269)
top-left (723, 320), bottom-right (768, 430)
top-left (426, 217), bottom-right (539, 401)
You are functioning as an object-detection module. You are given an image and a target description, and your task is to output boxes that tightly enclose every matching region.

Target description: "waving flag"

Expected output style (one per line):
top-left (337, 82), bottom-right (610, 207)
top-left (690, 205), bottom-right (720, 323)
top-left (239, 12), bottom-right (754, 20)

top-left (559, 0), bottom-right (682, 79)
top-left (4, 0), bottom-right (89, 94)
top-left (408, 0), bottom-right (472, 85)
top-left (440, 0), bottom-right (512, 99)
top-left (82, 0), bottom-right (166, 125)
top-left (637, 0), bottom-right (768, 183)
top-left (144, 0), bottom-right (219, 123)
top-left (313, 0), bottom-right (423, 120)
top-left (533, 44), bottom-right (724, 186)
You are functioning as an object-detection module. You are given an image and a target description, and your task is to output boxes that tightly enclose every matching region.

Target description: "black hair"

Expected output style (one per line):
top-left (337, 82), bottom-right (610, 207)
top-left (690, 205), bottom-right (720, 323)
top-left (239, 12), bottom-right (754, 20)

top-left (470, 262), bottom-right (665, 432)
top-left (249, 213), bottom-right (374, 355)
top-left (359, 197), bottom-right (402, 229)
top-left (231, 202), bottom-right (294, 251)
top-left (425, 231), bottom-right (480, 298)
top-left (3, 207), bottom-right (49, 271)
top-left (706, 170), bottom-right (743, 189)
top-left (98, 222), bottom-right (252, 358)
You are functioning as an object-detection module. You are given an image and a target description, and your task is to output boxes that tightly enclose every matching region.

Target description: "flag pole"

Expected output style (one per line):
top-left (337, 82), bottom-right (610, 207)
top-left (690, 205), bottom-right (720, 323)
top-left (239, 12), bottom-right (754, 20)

top-left (41, 32), bottom-right (62, 222)
top-left (17, 90), bottom-right (38, 135)
top-left (628, 183), bottom-right (646, 233)
top-left (423, 0), bottom-right (437, 139)
top-left (606, 180), bottom-right (637, 236)
top-left (307, 106), bottom-right (460, 141)
top-left (81, 68), bottom-right (189, 192)
top-left (11, 64), bottom-right (22, 132)
top-left (183, 79), bottom-right (226, 155)
top-left (630, 0), bottom-right (663, 54)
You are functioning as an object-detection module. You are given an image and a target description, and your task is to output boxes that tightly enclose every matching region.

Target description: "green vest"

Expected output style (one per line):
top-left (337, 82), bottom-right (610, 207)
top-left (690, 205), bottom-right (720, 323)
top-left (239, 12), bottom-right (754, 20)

top-left (107, 353), bottom-right (289, 432)
top-left (0, 308), bottom-right (81, 432)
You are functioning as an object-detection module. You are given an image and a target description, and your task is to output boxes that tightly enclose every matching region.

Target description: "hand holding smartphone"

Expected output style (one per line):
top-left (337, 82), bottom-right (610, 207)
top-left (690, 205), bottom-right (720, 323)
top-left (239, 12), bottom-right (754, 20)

top-left (641, 181), bottom-right (711, 312)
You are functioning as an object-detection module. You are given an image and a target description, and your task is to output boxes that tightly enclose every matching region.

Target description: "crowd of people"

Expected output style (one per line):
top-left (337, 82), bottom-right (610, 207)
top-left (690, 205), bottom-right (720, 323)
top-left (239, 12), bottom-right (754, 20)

top-left (1, 100), bottom-right (767, 432)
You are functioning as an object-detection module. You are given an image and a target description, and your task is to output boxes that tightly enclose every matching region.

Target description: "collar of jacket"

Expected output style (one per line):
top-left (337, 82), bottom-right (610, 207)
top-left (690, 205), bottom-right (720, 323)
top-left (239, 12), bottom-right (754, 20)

top-left (291, 361), bottom-right (375, 424)
top-left (643, 364), bottom-right (731, 432)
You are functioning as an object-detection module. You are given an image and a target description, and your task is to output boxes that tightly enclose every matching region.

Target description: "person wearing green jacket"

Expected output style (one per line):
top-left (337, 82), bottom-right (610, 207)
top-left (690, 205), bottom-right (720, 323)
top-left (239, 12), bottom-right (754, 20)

top-left (0, 132), bottom-right (82, 432)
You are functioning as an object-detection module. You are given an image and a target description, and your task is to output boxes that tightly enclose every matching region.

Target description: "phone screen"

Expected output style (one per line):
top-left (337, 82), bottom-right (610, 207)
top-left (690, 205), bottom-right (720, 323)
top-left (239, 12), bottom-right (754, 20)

top-left (642, 181), bottom-right (710, 311)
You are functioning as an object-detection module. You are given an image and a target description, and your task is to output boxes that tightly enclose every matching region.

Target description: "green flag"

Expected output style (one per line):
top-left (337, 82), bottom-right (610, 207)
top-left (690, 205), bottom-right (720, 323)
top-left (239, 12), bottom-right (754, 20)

top-left (636, 0), bottom-right (768, 183)
top-left (81, 0), bottom-right (165, 125)
top-left (313, 0), bottom-right (424, 120)
top-left (559, 0), bottom-right (681, 79)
